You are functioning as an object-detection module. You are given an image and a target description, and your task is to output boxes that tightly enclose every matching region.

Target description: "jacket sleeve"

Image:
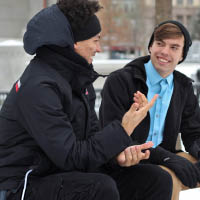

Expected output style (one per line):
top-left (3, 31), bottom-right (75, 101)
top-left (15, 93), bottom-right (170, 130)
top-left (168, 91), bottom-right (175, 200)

top-left (87, 84), bottom-right (100, 136)
top-left (99, 72), bottom-right (140, 170)
top-left (180, 83), bottom-right (200, 157)
top-left (17, 80), bottom-right (133, 172)
top-left (99, 71), bottom-right (134, 128)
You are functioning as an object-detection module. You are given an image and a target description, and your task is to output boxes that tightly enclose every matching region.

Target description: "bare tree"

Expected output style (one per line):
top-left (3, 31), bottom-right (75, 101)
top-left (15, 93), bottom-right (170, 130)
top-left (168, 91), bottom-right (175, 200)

top-left (155, 0), bottom-right (172, 25)
top-left (98, 0), bottom-right (133, 57)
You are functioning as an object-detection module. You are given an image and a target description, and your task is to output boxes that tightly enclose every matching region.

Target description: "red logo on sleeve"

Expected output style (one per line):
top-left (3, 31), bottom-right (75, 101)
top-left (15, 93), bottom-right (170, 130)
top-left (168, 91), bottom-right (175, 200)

top-left (15, 80), bottom-right (21, 92)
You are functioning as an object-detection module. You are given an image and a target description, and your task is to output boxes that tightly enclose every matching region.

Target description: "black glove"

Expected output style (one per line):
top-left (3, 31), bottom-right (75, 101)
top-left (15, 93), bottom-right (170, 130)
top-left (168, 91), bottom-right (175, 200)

top-left (149, 146), bottom-right (200, 188)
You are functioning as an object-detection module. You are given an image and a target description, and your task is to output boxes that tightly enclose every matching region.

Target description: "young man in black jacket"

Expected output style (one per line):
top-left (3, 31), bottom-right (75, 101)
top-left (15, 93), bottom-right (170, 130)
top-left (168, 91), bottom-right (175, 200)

top-left (0, 1), bottom-right (164, 200)
top-left (100, 20), bottom-right (200, 200)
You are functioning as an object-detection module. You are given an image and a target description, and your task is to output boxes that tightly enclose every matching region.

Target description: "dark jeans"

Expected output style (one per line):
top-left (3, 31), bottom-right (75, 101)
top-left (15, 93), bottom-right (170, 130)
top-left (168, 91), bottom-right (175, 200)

top-left (7, 172), bottom-right (119, 200)
top-left (107, 164), bottom-right (173, 200)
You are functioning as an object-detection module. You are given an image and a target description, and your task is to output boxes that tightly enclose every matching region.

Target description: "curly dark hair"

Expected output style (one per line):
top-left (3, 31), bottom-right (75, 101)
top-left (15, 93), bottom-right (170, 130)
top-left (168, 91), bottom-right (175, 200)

top-left (57, 0), bottom-right (102, 31)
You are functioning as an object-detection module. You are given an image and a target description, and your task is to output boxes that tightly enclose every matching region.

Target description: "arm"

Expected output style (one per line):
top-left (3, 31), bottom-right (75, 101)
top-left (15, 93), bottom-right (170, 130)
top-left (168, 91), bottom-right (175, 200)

top-left (17, 80), bottom-right (132, 172)
top-left (17, 80), bottom-right (155, 172)
top-left (87, 84), bottom-right (100, 135)
top-left (99, 71), bottom-right (134, 128)
top-left (180, 83), bottom-right (200, 158)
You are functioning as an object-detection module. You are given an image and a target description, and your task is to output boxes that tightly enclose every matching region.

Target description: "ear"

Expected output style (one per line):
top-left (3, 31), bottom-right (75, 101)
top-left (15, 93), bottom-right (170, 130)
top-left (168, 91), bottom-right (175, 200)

top-left (179, 51), bottom-right (184, 62)
top-left (149, 46), bottom-right (152, 54)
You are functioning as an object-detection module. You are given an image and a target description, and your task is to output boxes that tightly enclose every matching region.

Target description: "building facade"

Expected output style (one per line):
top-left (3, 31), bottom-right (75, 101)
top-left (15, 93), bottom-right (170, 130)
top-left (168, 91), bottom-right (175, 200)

top-left (0, 0), bottom-right (199, 55)
top-left (99, 0), bottom-right (200, 57)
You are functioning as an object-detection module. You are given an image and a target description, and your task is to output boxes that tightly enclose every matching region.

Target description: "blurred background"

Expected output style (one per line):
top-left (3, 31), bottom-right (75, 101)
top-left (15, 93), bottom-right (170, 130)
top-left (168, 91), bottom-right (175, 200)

top-left (0, 1), bottom-right (200, 198)
top-left (0, 0), bottom-right (200, 90)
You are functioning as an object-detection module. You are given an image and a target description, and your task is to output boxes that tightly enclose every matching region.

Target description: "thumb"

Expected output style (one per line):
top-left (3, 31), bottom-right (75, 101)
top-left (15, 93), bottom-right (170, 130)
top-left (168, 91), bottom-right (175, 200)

top-left (145, 94), bottom-right (158, 111)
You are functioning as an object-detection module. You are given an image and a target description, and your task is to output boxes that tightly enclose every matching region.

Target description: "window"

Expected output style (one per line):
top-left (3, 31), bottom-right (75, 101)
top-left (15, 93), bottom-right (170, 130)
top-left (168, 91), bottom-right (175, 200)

top-left (177, 0), bottom-right (183, 5)
top-left (124, 4), bottom-right (129, 12)
top-left (187, 15), bottom-right (192, 24)
top-left (187, 0), bottom-right (194, 5)
top-left (177, 15), bottom-right (183, 23)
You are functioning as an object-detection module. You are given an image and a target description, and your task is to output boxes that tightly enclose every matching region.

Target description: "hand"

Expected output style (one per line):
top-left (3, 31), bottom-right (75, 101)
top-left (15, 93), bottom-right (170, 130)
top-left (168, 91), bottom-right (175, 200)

top-left (133, 91), bottom-right (148, 109)
top-left (150, 146), bottom-right (200, 188)
top-left (122, 92), bottom-right (158, 136)
top-left (116, 141), bottom-right (154, 167)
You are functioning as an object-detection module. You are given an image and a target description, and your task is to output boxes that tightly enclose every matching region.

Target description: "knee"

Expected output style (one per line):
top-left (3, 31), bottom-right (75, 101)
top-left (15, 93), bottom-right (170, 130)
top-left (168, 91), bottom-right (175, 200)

top-left (156, 167), bottom-right (173, 194)
top-left (94, 174), bottom-right (120, 200)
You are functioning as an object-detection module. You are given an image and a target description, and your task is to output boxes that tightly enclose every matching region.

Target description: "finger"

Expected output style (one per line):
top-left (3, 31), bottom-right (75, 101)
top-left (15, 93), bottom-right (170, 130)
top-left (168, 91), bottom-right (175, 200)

top-left (134, 145), bottom-right (144, 162)
top-left (130, 146), bottom-right (138, 165)
top-left (143, 94), bottom-right (158, 111)
top-left (139, 141), bottom-right (154, 150)
top-left (133, 92), bottom-right (142, 103)
top-left (149, 94), bottom-right (158, 107)
top-left (124, 147), bottom-right (132, 166)
top-left (129, 102), bottom-right (139, 112)
top-left (137, 91), bottom-right (148, 105)
top-left (143, 150), bottom-right (150, 159)
top-left (134, 92), bottom-right (147, 108)
top-left (116, 151), bottom-right (126, 166)
top-left (133, 96), bottom-right (141, 104)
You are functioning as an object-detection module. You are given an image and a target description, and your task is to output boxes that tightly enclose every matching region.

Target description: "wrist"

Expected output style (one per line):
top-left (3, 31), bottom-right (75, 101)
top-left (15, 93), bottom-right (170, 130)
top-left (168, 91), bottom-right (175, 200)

top-left (121, 123), bottom-right (135, 136)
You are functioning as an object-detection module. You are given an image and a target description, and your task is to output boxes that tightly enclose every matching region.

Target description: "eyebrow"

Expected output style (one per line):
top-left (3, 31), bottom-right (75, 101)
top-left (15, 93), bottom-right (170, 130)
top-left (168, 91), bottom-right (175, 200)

top-left (156, 40), bottom-right (182, 47)
top-left (171, 44), bottom-right (181, 47)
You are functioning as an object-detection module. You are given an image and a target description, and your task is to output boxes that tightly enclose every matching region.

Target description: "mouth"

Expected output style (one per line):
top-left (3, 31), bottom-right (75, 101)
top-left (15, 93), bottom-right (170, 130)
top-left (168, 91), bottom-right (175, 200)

top-left (157, 56), bottom-right (170, 64)
top-left (91, 54), bottom-right (96, 60)
top-left (88, 55), bottom-right (95, 63)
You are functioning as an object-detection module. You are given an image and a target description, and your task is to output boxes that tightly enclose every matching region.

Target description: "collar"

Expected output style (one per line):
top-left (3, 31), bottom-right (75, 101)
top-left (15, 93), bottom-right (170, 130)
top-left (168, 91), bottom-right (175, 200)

top-left (36, 46), bottom-right (99, 93)
top-left (124, 55), bottom-right (192, 87)
top-left (145, 60), bottom-right (173, 86)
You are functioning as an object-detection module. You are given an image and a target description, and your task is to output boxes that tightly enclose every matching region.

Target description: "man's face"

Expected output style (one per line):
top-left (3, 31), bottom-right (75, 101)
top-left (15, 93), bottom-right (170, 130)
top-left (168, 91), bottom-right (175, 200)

top-left (74, 33), bottom-right (101, 64)
top-left (149, 36), bottom-right (184, 78)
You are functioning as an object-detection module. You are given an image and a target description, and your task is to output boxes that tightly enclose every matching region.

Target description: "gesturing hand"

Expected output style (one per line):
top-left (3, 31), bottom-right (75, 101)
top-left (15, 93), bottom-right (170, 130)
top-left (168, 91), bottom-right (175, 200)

top-left (116, 141), bottom-right (154, 167)
top-left (122, 91), bottom-right (158, 136)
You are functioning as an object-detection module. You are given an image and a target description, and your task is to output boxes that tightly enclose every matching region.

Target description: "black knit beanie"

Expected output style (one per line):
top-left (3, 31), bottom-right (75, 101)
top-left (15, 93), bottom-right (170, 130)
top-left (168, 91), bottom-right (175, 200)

top-left (148, 20), bottom-right (192, 64)
top-left (73, 15), bottom-right (101, 42)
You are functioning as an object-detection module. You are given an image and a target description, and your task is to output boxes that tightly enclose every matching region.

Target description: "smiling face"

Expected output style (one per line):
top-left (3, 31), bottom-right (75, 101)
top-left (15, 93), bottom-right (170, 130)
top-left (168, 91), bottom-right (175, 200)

top-left (74, 33), bottom-right (101, 64)
top-left (149, 23), bottom-right (185, 78)
top-left (149, 36), bottom-right (184, 78)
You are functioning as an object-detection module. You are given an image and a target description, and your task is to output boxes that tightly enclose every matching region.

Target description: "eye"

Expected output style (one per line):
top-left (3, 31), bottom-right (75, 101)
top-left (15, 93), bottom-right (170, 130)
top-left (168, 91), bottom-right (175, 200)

top-left (171, 46), bottom-right (178, 51)
top-left (156, 41), bottom-right (163, 46)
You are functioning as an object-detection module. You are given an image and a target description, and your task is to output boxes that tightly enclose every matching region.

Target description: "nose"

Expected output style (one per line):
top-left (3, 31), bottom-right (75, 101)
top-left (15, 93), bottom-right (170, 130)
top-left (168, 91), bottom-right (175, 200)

top-left (96, 42), bottom-right (102, 53)
top-left (160, 45), bottom-right (169, 56)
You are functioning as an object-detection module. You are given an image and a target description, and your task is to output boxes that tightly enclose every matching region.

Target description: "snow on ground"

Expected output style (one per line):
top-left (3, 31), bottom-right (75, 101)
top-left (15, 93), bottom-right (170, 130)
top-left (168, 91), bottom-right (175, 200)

top-left (180, 188), bottom-right (200, 200)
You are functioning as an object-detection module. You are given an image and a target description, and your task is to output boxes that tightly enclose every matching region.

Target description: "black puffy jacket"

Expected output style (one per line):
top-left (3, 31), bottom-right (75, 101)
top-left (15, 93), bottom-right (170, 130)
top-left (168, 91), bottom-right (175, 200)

top-left (0, 4), bottom-right (132, 189)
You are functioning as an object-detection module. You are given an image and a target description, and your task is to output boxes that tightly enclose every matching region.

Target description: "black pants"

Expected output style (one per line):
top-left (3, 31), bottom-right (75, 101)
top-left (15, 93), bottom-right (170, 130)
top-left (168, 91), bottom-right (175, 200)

top-left (7, 164), bottom-right (172, 200)
top-left (7, 172), bottom-right (120, 200)
top-left (107, 164), bottom-right (173, 200)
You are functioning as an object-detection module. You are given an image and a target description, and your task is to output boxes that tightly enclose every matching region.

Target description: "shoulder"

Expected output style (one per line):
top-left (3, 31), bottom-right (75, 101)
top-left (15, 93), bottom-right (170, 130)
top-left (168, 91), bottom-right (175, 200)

top-left (16, 69), bottom-right (72, 107)
top-left (106, 56), bottom-right (149, 85)
top-left (174, 70), bottom-right (193, 87)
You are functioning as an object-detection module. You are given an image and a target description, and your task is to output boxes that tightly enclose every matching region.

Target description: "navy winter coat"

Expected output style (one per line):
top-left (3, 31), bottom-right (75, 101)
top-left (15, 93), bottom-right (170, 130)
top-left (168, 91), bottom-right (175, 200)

top-left (0, 4), bottom-right (132, 189)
